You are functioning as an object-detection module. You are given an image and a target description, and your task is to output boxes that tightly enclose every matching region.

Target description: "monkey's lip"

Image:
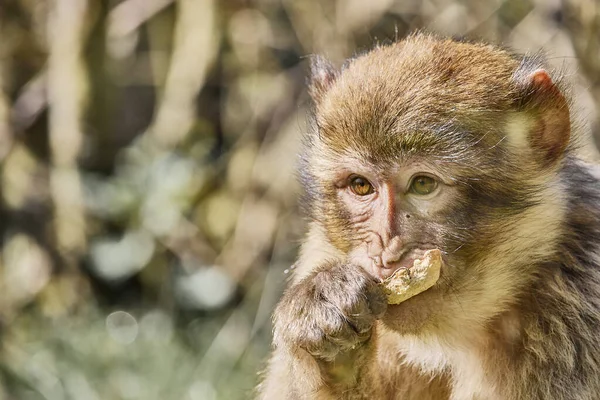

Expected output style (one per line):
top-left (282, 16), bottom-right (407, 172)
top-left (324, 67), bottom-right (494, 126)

top-left (377, 247), bottom-right (435, 280)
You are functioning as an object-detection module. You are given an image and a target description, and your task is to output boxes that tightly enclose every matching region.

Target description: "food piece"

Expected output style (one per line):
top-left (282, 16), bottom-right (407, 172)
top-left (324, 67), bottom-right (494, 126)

top-left (381, 249), bottom-right (442, 304)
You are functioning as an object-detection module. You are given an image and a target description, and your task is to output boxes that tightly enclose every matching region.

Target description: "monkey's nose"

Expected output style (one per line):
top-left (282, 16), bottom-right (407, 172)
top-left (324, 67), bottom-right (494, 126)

top-left (381, 236), bottom-right (404, 267)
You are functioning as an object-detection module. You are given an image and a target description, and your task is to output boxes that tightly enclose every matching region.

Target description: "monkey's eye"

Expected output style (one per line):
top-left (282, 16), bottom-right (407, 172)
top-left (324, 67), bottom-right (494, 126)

top-left (349, 176), bottom-right (374, 196)
top-left (410, 175), bottom-right (438, 196)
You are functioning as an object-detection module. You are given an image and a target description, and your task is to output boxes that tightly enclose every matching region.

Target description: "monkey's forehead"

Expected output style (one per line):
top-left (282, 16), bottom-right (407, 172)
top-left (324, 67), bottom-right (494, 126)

top-left (310, 127), bottom-right (503, 180)
top-left (312, 36), bottom-right (528, 162)
top-left (322, 35), bottom-right (521, 113)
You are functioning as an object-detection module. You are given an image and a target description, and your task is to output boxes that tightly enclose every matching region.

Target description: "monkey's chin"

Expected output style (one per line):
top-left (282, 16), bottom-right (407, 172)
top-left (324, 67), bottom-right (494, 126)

top-left (380, 284), bottom-right (447, 335)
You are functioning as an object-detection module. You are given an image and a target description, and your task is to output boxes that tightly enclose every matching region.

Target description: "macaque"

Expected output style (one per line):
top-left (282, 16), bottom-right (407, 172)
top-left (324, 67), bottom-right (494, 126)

top-left (257, 33), bottom-right (600, 399)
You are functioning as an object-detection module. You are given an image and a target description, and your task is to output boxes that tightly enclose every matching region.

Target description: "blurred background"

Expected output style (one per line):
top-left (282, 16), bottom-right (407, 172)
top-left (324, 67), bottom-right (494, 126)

top-left (0, 0), bottom-right (599, 399)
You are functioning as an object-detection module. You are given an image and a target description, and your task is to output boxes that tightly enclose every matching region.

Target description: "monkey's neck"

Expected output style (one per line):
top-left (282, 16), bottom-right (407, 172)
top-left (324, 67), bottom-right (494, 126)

top-left (386, 320), bottom-right (505, 399)
top-left (390, 291), bottom-right (579, 400)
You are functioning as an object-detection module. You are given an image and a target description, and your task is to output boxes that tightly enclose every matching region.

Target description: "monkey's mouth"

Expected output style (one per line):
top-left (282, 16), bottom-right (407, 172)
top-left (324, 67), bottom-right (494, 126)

top-left (373, 247), bottom-right (435, 281)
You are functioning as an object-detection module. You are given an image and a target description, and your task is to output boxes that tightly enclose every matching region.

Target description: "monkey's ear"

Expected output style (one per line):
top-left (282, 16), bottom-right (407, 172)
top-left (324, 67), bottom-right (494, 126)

top-left (517, 69), bottom-right (570, 166)
top-left (308, 56), bottom-right (338, 104)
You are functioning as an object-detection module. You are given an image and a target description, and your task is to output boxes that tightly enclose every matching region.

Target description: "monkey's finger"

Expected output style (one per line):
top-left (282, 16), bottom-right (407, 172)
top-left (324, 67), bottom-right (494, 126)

top-left (320, 307), bottom-right (369, 351)
top-left (303, 329), bottom-right (342, 361)
top-left (365, 281), bottom-right (388, 318)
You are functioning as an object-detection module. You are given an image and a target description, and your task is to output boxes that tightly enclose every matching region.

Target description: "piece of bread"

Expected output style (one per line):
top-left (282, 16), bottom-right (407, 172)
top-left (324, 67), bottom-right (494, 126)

top-left (381, 249), bottom-right (442, 304)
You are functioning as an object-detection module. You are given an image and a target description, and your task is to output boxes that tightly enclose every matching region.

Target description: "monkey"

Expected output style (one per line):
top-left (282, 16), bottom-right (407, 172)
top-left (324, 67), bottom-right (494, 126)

top-left (256, 33), bottom-right (600, 400)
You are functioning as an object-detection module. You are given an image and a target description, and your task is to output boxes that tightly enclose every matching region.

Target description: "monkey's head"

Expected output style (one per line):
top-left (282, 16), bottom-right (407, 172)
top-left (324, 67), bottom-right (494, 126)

top-left (302, 34), bottom-right (571, 340)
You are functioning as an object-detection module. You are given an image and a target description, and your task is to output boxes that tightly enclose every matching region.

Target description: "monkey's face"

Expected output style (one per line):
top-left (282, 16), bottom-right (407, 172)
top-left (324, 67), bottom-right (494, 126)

top-left (307, 120), bottom-right (565, 338)
top-left (325, 156), bottom-right (461, 284)
top-left (304, 36), bottom-right (570, 337)
top-left (306, 134), bottom-right (513, 335)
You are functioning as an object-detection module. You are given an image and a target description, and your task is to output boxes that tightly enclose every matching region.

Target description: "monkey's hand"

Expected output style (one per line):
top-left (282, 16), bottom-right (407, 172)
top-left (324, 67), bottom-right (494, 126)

top-left (273, 261), bottom-right (387, 361)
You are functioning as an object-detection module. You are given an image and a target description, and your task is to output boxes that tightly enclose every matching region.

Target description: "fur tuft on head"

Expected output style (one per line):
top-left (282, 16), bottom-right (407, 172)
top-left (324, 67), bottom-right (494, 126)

top-left (308, 55), bottom-right (338, 104)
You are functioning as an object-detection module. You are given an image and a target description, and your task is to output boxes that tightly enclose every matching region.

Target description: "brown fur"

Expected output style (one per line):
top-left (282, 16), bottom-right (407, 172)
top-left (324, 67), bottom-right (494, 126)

top-left (257, 33), bottom-right (600, 399)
